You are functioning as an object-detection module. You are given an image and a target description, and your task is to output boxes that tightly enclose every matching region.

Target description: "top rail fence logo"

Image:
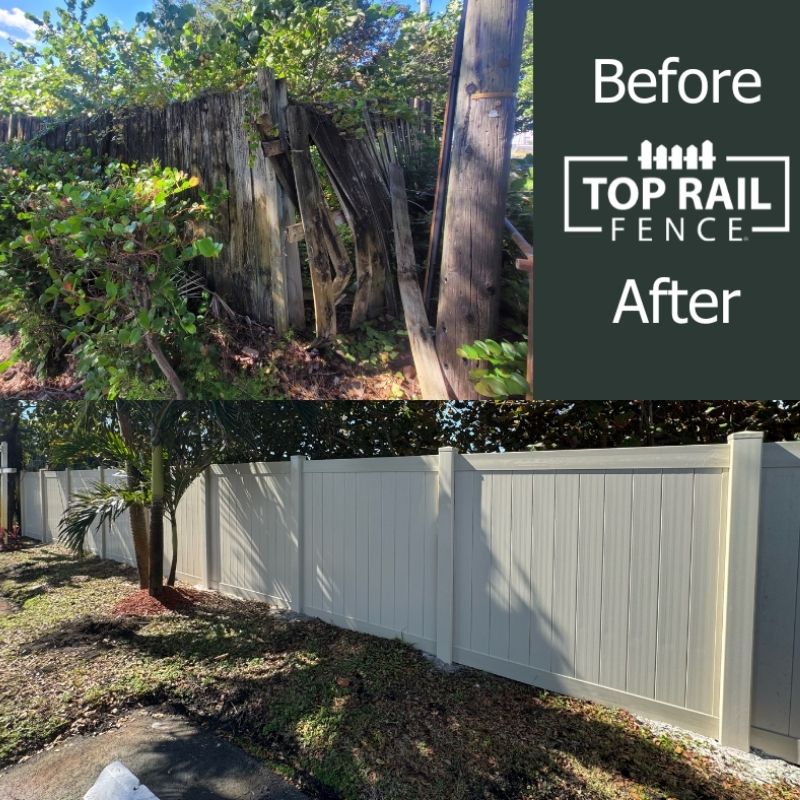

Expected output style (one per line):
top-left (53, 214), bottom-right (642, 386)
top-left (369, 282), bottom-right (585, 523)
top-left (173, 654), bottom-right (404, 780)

top-left (564, 139), bottom-right (790, 242)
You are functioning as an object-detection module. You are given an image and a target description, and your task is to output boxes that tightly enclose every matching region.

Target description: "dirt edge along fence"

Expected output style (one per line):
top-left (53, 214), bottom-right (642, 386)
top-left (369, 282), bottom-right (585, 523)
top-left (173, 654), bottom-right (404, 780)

top-left (0, 70), bottom-right (427, 336)
top-left (19, 434), bottom-right (800, 765)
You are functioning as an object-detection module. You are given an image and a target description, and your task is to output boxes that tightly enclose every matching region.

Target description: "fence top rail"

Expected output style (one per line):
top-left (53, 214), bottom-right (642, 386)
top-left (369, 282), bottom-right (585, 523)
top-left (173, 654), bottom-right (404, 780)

top-left (458, 443), bottom-right (731, 472)
top-left (211, 462), bottom-right (291, 477)
top-left (761, 441), bottom-right (800, 468)
top-left (303, 455), bottom-right (439, 473)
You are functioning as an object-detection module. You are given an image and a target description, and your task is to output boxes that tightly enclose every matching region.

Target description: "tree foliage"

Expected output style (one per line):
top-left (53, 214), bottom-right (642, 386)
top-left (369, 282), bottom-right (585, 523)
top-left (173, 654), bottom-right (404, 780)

top-left (0, 144), bottom-right (228, 398)
top-left (0, 0), bottom-right (171, 116)
top-left (0, 0), bottom-right (462, 128)
top-left (517, 1), bottom-right (532, 131)
top-left (11, 400), bottom-right (800, 474)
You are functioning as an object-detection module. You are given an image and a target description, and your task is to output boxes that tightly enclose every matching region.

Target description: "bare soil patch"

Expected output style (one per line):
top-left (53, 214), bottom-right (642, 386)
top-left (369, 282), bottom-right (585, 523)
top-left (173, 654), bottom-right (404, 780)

top-left (112, 586), bottom-right (203, 617)
top-left (0, 334), bottom-right (82, 399)
top-left (0, 597), bottom-right (16, 616)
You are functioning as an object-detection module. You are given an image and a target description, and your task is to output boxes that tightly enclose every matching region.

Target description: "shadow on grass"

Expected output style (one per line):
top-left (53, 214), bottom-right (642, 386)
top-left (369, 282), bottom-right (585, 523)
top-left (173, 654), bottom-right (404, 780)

top-left (21, 586), bottom-right (772, 800)
top-left (0, 540), bottom-right (136, 606)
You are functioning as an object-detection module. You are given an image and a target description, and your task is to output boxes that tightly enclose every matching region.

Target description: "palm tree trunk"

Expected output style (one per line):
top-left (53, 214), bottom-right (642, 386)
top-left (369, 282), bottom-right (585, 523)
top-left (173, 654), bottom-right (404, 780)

top-left (149, 440), bottom-right (165, 598)
top-left (167, 515), bottom-right (178, 587)
top-left (117, 402), bottom-right (149, 589)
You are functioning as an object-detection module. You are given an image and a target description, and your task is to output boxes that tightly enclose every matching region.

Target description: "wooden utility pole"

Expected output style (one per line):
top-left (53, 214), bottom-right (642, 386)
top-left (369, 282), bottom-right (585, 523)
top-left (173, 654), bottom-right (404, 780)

top-left (434, 0), bottom-right (528, 398)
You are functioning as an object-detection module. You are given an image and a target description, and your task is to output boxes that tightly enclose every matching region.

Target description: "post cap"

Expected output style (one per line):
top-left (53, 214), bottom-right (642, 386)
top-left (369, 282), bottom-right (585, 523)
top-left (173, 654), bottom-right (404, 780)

top-left (727, 431), bottom-right (764, 441)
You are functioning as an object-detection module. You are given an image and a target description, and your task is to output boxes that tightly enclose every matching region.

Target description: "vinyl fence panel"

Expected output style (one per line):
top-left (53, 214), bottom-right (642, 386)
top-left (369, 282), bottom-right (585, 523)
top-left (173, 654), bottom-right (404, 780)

top-left (43, 470), bottom-right (69, 543)
top-left (20, 471), bottom-right (44, 540)
top-left (104, 470), bottom-right (136, 567)
top-left (164, 471), bottom-right (207, 585)
top-left (70, 469), bottom-right (104, 556)
top-left (450, 450), bottom-right (728, 738)
top-left (302, 456), bottom-right (439, 654)
top-left (210, 463), bottom-right (294, 606)
top-left (21, 435), bottom-right (800, 765)
top-left (751, 442), bottom-right (800, 761)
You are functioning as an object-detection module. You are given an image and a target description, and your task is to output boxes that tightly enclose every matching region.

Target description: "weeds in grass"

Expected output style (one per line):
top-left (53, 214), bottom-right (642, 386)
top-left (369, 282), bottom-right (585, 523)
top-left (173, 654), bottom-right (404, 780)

top-left (1, 543), bottom-right (797, 800)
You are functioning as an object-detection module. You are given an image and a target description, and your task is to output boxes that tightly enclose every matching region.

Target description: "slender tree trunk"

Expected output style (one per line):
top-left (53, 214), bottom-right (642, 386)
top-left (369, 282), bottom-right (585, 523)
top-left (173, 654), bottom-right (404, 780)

top-left (435, 0), bottom-right (528, 397)
top-left (117, 403), bottom-right (149, 589)
top-left (167, 515), bottom-right (178, 587)
top-left (148, 440), bottom-right (165, 598)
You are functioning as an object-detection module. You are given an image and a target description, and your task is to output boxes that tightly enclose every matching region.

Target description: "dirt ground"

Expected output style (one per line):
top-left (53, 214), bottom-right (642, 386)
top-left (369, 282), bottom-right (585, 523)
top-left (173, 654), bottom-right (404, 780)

top-left (0, 321), bottom-right (420, 400)
top-left (0, 334), bottom-right (82, 399)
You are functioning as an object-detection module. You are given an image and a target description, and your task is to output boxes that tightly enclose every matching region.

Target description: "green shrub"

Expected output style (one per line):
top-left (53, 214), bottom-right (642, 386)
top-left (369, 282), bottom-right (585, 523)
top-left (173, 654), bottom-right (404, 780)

top-left (457, 338), bottom-right (529, 399)
top-left (0, 144), bottom-right (224, 397)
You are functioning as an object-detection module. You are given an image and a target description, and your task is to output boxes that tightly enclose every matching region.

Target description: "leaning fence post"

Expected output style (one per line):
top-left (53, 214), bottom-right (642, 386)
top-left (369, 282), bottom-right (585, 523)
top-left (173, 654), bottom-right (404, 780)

top-left (290, 455), bottom-right (305, 613)
top-left (436, 447), bottom-right (458, 663)
top-left (719, 431), bottom-right (764, 750)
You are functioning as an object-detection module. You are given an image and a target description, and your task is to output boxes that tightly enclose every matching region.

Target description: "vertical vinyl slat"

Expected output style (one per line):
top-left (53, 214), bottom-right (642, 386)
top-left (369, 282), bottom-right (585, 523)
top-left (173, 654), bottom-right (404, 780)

top-left (551, 472), bottom-right (580, 677)
top-left (489, 472), bottom-right (512, 660)
top-left (471, 473), bottom-right (492, 655)
top-left (333, 473), bottom-right (345, 615)
top-left (394, 473), bottom-right (411, 633)
top-left (686, 470), bottom-right (724, 714)
top-left (408, 472), bottom-right (425, 638)
top-left (322, 474), bottom-right (334, 612)
top-left (509, 474), bottom-right (533, 665)
top-left (367, 473), bottom-right (382, 625)
top-left (344, 472), bottom-right (357, 618)
top-left (627, 471), bottom-right (662, 699)
top-left (752, 468), bottom-right (800, 734)
top-left (529, 472), bottom-right (556, 670)
top-left (453, 471), bottom-right (474, 650)
top-left (312, 474), bottom-right (323, 611)
top-left (655, 471), bottom-right (694, 707)
top-left (600, 472), bottom-right (633, 691)
top-left (575, 473), bottom-right (604, 683)
top-left (381, 473), bottom-right (396, 629)
top-left (355, 473), bottom-right (370, 622)
top-left (423, 473), bottom-right (438, 643)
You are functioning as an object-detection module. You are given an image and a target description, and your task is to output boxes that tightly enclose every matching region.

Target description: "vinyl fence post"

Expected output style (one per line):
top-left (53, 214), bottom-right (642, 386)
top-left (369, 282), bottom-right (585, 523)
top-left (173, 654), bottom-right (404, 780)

top-left (1, 441), bottom-right (8, 534)
top-left (98, 466), bottom-right (107, 559)
top-left (436, 447), bottom-right (458, 664)
top-left (202, 467), bottom-right (213, 591)
top-left (39, 468), bottom-right (46, 542)
top-left (719, 431), bottom-right (764, 750)
top-left (290, 455), bottom-right (305, 613)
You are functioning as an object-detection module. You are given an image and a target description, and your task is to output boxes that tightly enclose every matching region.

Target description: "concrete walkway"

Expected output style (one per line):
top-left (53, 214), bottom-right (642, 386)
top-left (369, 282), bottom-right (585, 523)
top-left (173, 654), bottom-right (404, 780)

top-left (0, 708), bottom-right (308, 800)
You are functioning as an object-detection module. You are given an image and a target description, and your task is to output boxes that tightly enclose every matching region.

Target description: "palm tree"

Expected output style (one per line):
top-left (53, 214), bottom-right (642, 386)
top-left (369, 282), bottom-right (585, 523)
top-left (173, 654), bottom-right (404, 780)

top-left (59, 401), bottom-right (317, 598)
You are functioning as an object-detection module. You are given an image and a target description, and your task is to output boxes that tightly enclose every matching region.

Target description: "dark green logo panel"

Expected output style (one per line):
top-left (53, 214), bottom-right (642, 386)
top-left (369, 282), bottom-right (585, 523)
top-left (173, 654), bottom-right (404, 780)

top-left (534, 1), bottom-right (797, 398)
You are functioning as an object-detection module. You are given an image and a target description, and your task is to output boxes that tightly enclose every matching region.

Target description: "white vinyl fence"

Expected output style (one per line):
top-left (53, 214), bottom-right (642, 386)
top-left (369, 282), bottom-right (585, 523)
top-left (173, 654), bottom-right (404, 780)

top-left (18, 433), bottom-right (800, 763)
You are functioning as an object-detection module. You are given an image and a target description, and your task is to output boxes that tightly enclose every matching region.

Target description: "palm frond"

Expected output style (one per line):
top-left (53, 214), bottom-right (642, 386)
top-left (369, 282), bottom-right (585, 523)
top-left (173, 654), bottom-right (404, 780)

top-left (58, 483), bottom-right (146, 555)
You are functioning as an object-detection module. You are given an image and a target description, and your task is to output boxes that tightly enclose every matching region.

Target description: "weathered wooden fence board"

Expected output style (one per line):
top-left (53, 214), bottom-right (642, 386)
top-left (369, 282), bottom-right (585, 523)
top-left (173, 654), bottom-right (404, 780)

top-left (388, 163), bottom-right (449, 399)
top-left (286, 105), bottom-right (350, 337)
top-left (0, 79), bottom-right (302, 331)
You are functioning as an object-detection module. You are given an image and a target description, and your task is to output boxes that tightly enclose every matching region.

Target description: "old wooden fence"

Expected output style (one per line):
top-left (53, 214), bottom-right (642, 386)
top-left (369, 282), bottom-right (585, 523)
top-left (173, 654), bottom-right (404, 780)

top-left (1, 70), bottom-right (428, 337)
top-left (19, 433), bottom-right (800, 763)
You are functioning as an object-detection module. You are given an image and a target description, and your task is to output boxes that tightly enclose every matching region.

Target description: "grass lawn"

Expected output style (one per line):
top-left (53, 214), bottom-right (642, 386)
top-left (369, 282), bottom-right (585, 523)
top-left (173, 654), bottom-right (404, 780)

top-left (1, 543), bottom-right (797, 800)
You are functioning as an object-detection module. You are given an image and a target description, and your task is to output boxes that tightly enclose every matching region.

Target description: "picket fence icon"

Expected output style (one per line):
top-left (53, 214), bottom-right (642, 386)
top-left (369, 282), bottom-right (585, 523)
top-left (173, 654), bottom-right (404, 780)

top-left (637, 140), bottom-right (716, 171)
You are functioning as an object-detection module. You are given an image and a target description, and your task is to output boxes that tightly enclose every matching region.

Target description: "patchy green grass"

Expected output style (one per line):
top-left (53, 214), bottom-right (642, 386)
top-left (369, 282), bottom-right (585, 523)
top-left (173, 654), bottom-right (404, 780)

top-left (1, 543), bottom-right (798, 800)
